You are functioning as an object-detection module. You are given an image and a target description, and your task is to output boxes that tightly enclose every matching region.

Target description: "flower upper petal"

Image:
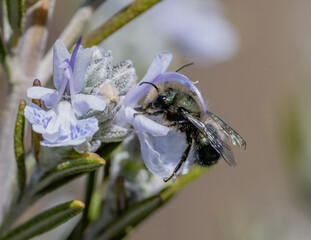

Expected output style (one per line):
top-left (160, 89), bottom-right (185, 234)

top-left (124, 51), bottom-right (172, 106)
top-left (53, 40), bottom-right (70, 90)
top-left (152, 72), bottom-right (206, 114)
top-left (74, 94), bottom-right (109, 117)
top-left (27, 86), bottom-right (59, 108)
top-left (72, 46), bottom-right (95, 93)
top-left (125, 107), bottom-right (169, 136)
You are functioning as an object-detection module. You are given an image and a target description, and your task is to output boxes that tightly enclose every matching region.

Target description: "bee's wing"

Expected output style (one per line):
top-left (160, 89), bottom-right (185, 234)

top-left (207, 112), bottom-right (246, 149)
top-left (179, 108), bottom-right (236, 167)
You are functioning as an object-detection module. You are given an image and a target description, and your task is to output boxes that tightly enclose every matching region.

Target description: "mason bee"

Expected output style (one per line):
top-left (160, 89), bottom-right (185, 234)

top-left (135, 80), bottom-right (246, 182)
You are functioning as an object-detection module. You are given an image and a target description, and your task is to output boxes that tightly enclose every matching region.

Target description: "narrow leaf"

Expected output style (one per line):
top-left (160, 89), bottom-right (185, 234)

top-left (83, 0), bottom-right (162, 47)
top-left (0, 200), bottom-right (84, 240)
top-left (34, 153), bottom-right (105, 196)
top-left (160, 167), bottom-right (208, 202)
top-left (0, 30), bottom-right (8, 74)
top-left (31, 79), bottom-right (42, 164)
top-left (6, 0), bottom-right (23, 38)
top-left (66, 171), bottom-right (97, 240)
top-left (14, 100), bottom-right (26, 194)
top-left (0, 1), bottom-right (3, 29)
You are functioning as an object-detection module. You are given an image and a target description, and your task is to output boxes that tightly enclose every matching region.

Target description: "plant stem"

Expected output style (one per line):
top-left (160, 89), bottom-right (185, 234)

top-left (67, 171), bottom-right (97, 240)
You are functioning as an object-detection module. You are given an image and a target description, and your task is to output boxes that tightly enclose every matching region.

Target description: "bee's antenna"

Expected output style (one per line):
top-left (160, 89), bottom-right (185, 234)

top-left (139, 82), bottom-right (159, 92)
top-left (175, 62), bottom-right (194, 72)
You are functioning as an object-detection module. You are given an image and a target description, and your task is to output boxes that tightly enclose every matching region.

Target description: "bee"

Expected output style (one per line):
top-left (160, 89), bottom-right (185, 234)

top-left (134, 80), bottom-right (246, 182)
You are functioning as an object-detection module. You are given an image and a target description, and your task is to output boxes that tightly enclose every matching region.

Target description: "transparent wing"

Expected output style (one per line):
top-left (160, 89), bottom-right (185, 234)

top-left (179, 108), bottom-right (236, 167)
top-left (207, 112), bottom-right (246, 149)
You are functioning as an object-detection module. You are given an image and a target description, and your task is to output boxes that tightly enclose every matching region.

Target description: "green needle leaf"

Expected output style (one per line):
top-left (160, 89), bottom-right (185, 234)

top-left (83, 0), bottom-right (162, 47)
top-left (0, 200), bottom-right (84, 240)
top-left (160, 167), bottom-right (208, 202)
top-left (0, 31), bottom-right (8, 74)
top-left (34, 153), bottom-right (105, 196)
top-left (6, 0), bottom-right (23, 39)
top-left (14, 100), bottom-right (26, 194)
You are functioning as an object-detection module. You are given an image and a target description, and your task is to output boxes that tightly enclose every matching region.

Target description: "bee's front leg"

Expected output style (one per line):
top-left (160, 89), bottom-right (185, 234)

top-left (133, 110), bottom-right (165, 117)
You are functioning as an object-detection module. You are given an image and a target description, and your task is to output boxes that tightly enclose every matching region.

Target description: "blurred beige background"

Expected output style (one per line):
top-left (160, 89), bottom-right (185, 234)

top-left (3, 0), bottom-right (311, 239)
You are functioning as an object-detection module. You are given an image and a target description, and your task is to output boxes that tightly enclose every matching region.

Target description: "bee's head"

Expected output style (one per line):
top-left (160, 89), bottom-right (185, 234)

top-left (139, 82), bottom-right (176, 109)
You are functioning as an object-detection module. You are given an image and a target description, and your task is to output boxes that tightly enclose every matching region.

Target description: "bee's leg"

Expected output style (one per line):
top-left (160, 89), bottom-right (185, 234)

top-left (133, 110), bottom-right (164, 117)
top-left (166, 121), bottom-right (187, 128)
top-left (134, 106), bottom-right (146, 112)
top-left (134, 104), bottom-right (152, 112)
top-left (164, 135), bottom-right (192, 182)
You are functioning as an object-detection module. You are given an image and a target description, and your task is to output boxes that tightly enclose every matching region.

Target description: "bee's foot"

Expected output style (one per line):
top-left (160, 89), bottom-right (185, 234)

top-left (163, 173), bottom-right (176, 182)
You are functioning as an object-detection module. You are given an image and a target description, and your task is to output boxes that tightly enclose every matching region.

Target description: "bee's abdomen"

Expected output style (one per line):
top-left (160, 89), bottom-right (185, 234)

top-left (194, 141), bottom-right (220, 167)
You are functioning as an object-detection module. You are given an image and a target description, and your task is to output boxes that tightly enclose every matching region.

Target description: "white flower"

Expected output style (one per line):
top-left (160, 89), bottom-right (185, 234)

top-left (24, 38), bottom-right (107, 147)
top-left (119, 51), bottom-right (206, 179)
top-left (25, 101), bottom-right (99, 147)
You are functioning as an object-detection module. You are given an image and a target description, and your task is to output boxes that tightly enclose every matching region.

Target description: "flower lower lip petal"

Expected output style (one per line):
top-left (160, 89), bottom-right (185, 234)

top-left (125, 107), bottom-right (169, 136)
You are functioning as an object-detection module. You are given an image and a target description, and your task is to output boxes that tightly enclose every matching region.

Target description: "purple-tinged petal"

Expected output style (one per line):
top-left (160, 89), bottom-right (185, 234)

top-left (41, 116), bottom-right (98, 147)
top-left (34, 101), bottom-right (99, 147)
top-left (24, 103), bottom-right (54, 134)
top-left (74, 94), bottom-right (108, 117)
top-left (53, 40), bottom-right (70, 90)
top-left (27, 86), bottom-right (59, 108)
top-left (124, 51), bottom-right (172, 106)
top-left (27, 86), bottom-right (57, 99)
top-left (73, 46), bottom-right (95, 93)
top-left (58, 60), bottom-right (73, 96)
top-left (125, 107), bottom-right (169, 136)
top-left (69, 37), bottom-right (82, 69)
top-left (70, 117), bottom-right (99, 141)
top-left (137, 131), bottom-right (195, 178)
top-left (152, 72), bottom-right (206, 114)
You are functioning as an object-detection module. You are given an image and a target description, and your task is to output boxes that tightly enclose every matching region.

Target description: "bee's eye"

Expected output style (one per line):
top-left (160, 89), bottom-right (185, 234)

top-left (153, 96), bottom-right (168, 108)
